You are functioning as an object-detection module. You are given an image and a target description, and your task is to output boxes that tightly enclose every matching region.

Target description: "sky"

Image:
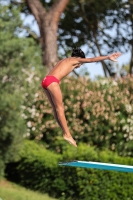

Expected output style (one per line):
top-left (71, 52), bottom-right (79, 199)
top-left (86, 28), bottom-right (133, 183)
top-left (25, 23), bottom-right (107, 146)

top-left (21, 13), bottom-right (131, 79)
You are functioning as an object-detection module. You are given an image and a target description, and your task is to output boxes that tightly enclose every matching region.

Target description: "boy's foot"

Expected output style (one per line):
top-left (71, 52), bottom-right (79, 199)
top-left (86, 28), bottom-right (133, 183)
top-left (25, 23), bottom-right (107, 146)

top-left (63, 135), bottom-right (77, 147)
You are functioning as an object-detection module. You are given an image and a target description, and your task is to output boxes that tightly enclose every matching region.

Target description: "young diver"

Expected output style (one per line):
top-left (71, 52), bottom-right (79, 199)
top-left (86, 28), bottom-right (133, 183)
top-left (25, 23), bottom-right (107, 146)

top-left (42, 47), bottom-right (121, 147)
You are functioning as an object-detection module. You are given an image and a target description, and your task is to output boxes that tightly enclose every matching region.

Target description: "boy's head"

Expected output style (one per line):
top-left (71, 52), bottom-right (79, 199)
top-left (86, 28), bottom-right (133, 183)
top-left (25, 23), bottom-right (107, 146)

top-left (71, 47), bottom-right (85, 58)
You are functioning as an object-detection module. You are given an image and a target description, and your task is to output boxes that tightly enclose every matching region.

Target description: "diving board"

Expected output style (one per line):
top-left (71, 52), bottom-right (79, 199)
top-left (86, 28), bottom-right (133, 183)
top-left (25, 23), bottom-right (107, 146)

top-left (59, 161), bottom-right (133, 173)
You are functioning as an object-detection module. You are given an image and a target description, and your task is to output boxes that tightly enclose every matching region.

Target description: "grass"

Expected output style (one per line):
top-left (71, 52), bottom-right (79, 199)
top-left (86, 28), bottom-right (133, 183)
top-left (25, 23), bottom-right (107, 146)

top-left (0, 179), bottom-right (58, 200)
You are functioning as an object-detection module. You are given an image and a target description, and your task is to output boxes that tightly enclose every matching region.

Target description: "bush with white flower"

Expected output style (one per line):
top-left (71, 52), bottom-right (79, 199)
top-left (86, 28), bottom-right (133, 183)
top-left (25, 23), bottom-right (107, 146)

top-left (22, 76), bottom-right (133, 156)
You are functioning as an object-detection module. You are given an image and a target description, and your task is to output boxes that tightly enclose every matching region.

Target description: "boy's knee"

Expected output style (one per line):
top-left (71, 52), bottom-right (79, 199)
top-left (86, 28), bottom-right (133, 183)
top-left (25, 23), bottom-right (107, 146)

top-left (56, 105), bottom-right (64, 114)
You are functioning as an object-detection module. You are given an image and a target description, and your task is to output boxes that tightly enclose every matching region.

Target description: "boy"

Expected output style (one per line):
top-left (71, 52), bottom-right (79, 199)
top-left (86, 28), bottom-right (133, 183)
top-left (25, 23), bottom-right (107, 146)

top-left (42, 47), bottom-right (121, 147)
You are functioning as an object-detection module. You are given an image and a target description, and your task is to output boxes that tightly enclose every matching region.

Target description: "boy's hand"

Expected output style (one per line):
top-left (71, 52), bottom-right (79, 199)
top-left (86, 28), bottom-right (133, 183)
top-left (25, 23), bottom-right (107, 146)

top-left (108, 52), bottom-right (121, 62)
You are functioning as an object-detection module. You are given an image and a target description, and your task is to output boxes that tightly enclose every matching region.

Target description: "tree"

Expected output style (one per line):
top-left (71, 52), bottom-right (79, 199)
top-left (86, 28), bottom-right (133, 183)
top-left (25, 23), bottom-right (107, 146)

top-left (0, 4), bottom-right (43, 175)
top-left (10, 0), bottom-right (69, 71)
top-left (58, 0), bottom-right (132, 76)
top-left (9, 0), bottom-right (132, 77)
top-left (128, 0), bottom-right (133, 75)
top-left (57, 0), bottom-right (123, 77)
top-left (10, 0), bottom-right (115, 76)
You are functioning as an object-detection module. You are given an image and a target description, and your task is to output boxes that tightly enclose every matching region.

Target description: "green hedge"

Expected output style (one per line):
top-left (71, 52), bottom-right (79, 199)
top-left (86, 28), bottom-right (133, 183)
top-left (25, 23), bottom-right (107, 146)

top-left (6, 140), bottom-right (133, 200)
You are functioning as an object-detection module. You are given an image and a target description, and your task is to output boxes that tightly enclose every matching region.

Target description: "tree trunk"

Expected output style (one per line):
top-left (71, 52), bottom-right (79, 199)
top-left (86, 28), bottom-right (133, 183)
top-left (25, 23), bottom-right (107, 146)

top-left (93, 31), bottom-right (111, 77)
top-left (80, 2), bottom-right (111, 77)
top-left (129, 0), bottom-right (133, 75)
top-left (26, 0), bottom-right (69, 72)
top-left (42, 15), bottom-right (59, 71)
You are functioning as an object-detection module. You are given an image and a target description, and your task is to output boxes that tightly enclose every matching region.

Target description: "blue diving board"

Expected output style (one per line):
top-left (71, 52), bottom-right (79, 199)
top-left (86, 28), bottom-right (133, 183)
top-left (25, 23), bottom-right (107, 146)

top-left (59, 160), bottom-right (133, 173)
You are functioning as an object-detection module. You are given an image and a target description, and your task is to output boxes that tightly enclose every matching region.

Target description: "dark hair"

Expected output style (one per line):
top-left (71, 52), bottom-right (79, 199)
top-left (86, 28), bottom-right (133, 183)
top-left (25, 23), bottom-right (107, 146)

top-left (71, 47), bottom-right (85, 58)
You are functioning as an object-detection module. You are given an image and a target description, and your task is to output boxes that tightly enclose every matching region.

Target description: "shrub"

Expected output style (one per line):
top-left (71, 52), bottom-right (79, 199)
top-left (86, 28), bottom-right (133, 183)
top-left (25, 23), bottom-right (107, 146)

top-left (22, 76), bottom-right (133, 156)
top-left (6, 140), bottom-right (133, 200)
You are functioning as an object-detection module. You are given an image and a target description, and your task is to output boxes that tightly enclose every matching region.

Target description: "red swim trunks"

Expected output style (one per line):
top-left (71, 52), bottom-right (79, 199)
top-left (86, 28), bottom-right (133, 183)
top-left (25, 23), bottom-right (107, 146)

top-left (42, 76), bottom-right (60, 89)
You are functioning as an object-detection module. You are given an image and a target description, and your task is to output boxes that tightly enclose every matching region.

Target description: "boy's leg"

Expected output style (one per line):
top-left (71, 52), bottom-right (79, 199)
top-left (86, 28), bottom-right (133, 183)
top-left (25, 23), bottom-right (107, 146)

top-left (43, 88), bottom-right (64, 130)
top-left (45, 82), bottom-right (77, 147)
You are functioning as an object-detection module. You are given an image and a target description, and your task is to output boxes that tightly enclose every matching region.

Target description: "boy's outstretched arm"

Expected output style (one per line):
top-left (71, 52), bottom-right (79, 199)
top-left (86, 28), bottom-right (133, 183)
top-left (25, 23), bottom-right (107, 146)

top-left (77, 52), bottom-right (121, 63)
